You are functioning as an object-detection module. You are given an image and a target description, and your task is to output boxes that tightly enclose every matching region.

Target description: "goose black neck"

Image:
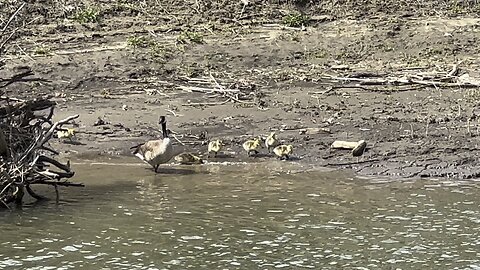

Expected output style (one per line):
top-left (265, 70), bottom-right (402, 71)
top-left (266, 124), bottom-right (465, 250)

top-left (161, 121), bottom-right (168, 138)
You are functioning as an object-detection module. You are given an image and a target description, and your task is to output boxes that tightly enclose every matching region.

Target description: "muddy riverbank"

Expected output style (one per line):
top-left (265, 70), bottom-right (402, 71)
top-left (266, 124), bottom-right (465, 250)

top-left (1, 1), bottom-right (480, 179)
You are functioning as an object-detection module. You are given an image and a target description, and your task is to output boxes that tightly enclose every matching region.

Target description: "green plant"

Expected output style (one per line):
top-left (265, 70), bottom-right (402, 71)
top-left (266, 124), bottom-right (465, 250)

top-left (177, 31), bottom-right (204, 44)
top-left (74, 7), bottom-right (99, 23)
top-left (33, 46), bottom-right (51, 56)
top-left (149, 43), bottom-right (174, 63)
top-left (127, 36), bottom-right (151, 48)
top-left (282, 13), bottom-right (310, 27)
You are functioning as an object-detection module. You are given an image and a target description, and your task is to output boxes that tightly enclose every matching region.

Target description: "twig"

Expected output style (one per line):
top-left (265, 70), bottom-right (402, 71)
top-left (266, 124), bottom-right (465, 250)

top-left (0, 31), bottom-right (16, 55)
top-left (165, 109), bottom-right (179, 117)
top-left (170, 133), bottom-right (185, 146)
top-left (182, 101), bottom-right (229, 106)
top-left (15, 44), bottom-right (35, 62)
top-left (0, 70), bottom-right (34, 89)
top-left (447, 61), bottom-right (463, 77)
top-left (178, 85), bottom-right (240, 93)
top-left (20, 114), bottom-right (79, 163)
top-left (209, 73), bottom-right (226, 91)
top-left (323, 71), bottom-right (480, 88)
top-left (0, 3), bottom-right (26, 56)
top-left (0, 3), bottom-right (26, 34)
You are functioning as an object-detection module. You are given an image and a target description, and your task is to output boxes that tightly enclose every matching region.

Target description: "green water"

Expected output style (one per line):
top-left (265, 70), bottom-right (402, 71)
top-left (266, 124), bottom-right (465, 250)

top-left (0, 158), bottom-right (479, 269)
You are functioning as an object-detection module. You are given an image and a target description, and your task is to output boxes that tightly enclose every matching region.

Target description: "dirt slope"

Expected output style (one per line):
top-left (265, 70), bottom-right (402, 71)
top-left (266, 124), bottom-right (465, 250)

top-left (1, 1), bottom-right (480, 179)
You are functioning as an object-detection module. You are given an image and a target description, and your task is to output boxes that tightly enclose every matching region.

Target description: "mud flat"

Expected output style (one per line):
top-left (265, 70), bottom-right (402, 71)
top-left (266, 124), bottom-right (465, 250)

top-left (2, 1), bottom-right (480, 179)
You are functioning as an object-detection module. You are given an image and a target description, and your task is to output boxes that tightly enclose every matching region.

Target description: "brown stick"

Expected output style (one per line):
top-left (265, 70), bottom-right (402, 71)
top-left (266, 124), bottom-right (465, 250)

top-left (0, 3), bottom-right (26, 34)
top-left (20, 114), bottom-right (79, 163)
top-left (0, 3), bottom-right (26, 55)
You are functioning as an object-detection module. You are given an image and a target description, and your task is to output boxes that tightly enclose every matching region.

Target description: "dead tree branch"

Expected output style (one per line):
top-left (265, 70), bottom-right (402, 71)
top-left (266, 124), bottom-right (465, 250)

top-left (0, 93), bottom-right (82, 208)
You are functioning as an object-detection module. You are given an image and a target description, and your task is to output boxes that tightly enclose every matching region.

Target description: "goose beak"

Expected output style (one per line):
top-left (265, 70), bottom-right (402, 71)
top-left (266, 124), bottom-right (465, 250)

top-left (159, 116), bottom-right (166, 124)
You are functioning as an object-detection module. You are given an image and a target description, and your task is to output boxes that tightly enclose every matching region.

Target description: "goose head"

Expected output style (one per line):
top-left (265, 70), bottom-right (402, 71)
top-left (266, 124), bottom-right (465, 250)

top-left (158, 115), bottom-right (168, 138)
top-left (159, 116), bottom-right (166, 124)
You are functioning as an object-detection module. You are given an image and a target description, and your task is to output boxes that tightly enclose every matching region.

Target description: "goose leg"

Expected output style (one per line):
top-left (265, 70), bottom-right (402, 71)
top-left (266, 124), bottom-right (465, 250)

top-left (154, 165), bottom-right (159, 173)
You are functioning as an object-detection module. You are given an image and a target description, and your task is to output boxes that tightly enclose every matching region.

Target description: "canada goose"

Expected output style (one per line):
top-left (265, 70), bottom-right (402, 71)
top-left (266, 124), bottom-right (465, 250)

top-left (243, 138), bottom-right (261, 156)
top-left (273, 144), bottom-right (293, 160)
top-left (131, 116), bottom-right (174, 172)
top-left (174, 152), bottom-right (204, 165)
top-left (57, 128), bottom-right (75, 141)
top-left (265, 132), bottom-right (279, 152)
top-left (207, 139), bottom-right (223, 157)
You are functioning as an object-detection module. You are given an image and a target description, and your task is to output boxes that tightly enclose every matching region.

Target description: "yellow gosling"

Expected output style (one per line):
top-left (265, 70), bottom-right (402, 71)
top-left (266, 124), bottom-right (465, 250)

top-left (174, 152), bottom-right (204, 165)
top-left (57, 128), bottom-right (76, 141)
top-left (265, 132), bottom-right (279, 152)
top-left (273, 144), bottom-right (293, 160)
top-left (243, 138), bottom-right (261, 157)
top-left (207, 140), bottom-right (223, 157)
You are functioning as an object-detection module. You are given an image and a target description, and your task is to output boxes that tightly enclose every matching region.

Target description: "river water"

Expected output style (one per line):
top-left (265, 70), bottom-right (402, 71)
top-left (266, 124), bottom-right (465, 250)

top-left (0, 158), bottom-right (479, 269)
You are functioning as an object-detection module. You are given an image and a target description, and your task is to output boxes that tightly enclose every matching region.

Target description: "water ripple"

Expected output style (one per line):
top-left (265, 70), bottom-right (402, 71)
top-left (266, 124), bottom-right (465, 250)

top-left (0, 165), bottom-right (478, 269)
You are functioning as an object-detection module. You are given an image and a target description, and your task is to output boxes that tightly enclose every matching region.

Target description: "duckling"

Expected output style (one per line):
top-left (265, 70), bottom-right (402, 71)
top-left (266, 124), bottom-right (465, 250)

top-left (174, 152), bottom-right (204, 165)
top-left (57, 128), bottom-right (76, 141)
top-left (243, 138), bottom-right (261, 156)
top-left (273, 144), bottom-right (293, 160)
top-left (207, 139), bottom-right (223, 157)
top-left (131, 116), bottom-right (174, 173)
top-left (265, 132), bottom-right (279, 152)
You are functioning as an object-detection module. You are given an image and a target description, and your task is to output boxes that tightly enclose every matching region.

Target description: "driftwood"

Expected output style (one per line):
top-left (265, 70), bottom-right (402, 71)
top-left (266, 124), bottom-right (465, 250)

top-left (331, 140), bottom-right (368, 157)
top-left (331, 140), bottom-right (361, 149)
top-left (321, 62), bottom-right (480, 90)
top-left (0, 6), bottom-right (83, 209)
top-left (178, 74), bottom-right (257, 105)
top-left (0, 89), bottom-right (82, 208)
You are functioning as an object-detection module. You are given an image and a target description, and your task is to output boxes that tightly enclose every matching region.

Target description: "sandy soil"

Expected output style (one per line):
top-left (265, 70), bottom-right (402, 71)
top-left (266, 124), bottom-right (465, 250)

top-left (2, 1), bottom-right (480, 179)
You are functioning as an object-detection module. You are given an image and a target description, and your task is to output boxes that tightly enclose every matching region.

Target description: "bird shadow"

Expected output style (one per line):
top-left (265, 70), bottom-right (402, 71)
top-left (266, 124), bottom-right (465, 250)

top-left (207, 153), bottom-right (234, 160)
top-left (253, 153), bottom-right (301, 161)
top-left (148, 167), bottom-right (199, 175)
top-left (253, 153), bottom-right (272, 158)
top-left (63, 141), bottom-right (87, 146)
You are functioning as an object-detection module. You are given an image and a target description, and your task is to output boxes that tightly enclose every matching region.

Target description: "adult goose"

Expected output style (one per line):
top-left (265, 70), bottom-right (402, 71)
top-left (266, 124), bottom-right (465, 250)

top-left (131, 116), bottom-right (174, 172)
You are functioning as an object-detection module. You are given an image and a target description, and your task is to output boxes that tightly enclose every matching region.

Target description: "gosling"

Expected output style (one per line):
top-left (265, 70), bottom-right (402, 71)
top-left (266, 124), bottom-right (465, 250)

top-left (207, 139), bottom-right (223, 157)
top-left (131, 116), bottom-right (174, 173)
top-left (57, 128), bottom-right (75, 141)
top-left (174, 152), bottom-right (204, 165)
top-left (265, 132), bottom-right (279, 152)
top-left (273, 144), bottom-right (293, 160)
top-left (243, 138), bottom-right (261, 157)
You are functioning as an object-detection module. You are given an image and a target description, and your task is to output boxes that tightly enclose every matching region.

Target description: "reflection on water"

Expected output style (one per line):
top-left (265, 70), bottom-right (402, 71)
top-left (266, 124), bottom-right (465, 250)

top-left (0, 158), bottom-right (480, 269)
